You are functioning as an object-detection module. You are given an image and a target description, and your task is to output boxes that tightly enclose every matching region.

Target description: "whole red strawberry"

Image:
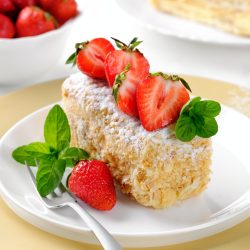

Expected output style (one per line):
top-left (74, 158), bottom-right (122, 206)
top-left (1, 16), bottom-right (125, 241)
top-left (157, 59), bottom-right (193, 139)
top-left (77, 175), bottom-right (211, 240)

top-left (0, 0), bottom-right (16, 13)
top-left (13, 0), bottom-right (37, 8)
top-left (105, 37), bottom-right (150, 88)
top-left (137, 73), bottom-right (191, 131)
top-left (0, 13), bottom-right (15, 38)
top-left (68, 160), bottom-right (116, 211)
top-left (66, 38), bottom-right (115, 79)
top-left (16, 6), bottom-right (57, 37)
top-left (37, 0), bottom-right (53, 11)
top-left (50, 0), bottom-right (77, 24)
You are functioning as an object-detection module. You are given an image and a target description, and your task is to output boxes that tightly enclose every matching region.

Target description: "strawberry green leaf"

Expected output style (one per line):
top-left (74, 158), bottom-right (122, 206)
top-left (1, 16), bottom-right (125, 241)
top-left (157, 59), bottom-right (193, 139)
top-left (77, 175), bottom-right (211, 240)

top-left (66, 52), bottom-right (77, 65)
top-left (66, 41), bottom-right (88, 66)
top-left (111, 37), bottom-right (127, 50)
top-left (111, 37), bottom-right (143, 51)
top-left (112, 64), bottom-right (130, 103)
top-left (178, 77), bottom-right (192, 93)
top-left (36, 159), bottom-right (66, 197)
top-left (129, 37), bottom-right (138, 45)
top-left (129, 37), bottom-right (143, 51)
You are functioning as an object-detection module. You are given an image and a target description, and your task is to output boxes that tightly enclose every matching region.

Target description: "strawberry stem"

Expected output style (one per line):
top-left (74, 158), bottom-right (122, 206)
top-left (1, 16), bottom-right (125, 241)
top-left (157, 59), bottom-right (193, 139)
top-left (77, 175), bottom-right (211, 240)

top-left (65, 41), bottom-right (89, 66)
top-left (111, 37), bottom-right (143, 52)
top-left (112, 64), bottom-right (131, 103)
top-left (150, 72), bottom-right (192, 92)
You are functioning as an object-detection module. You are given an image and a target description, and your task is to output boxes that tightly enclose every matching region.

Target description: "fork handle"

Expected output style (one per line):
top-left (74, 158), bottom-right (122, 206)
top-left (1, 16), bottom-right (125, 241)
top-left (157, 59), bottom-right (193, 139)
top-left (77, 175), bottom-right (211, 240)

top-left (67, 201), bottom-right (122, 250)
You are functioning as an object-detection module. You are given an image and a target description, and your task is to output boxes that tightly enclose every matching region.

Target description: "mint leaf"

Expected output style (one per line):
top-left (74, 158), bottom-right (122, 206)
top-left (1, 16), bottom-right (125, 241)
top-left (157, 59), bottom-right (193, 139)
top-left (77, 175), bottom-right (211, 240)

top-left (196, 117), bottom-right (218, 138)
top-left (25, 142), bottom-right (55, 161)
top-left (175, 115), bottom-right (196, 142)
top-left (193, 100), bottom-right (221, 117)
top-left (191, 113), bottom-right (205, 128)
top-left (12, 145), bottom-right (36, 166)
top-left (44, 105), bottom-right (71, 152)
top-left (181, 96), bottom-right (201, 115)
top-left (36, 159), bottom-right (66, 197)
top-left (59, 147), bottom-right (89, 166)
top-left (12, 142), bottom-right (54, 166)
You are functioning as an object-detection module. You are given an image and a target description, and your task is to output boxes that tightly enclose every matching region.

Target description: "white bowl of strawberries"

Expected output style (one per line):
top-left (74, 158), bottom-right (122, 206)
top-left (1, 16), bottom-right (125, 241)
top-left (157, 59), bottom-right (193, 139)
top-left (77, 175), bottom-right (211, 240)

top-left (0, 0), bottom-right (80, 85)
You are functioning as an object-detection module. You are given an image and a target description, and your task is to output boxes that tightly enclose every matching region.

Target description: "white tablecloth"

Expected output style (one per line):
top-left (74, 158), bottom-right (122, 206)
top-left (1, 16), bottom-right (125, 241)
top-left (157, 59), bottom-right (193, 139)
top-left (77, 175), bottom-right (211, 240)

top-left (1, 0), bottom-right (250, 95)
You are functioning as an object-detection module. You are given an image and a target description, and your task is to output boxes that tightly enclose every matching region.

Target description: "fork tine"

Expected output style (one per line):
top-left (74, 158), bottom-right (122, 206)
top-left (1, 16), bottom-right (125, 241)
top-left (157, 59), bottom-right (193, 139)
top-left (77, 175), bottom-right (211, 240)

top-left (54, 187), bottom-right (63, 197)
top-left (25, 161), bottom-right (37, 188)
top-left (49, 192), bottom-right (58, 198)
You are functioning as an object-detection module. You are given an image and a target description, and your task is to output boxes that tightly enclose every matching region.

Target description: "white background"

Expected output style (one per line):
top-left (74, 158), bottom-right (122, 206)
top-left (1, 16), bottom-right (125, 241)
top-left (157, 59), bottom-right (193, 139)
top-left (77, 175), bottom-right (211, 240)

top-left (1, 0), bottom-right (250, 95)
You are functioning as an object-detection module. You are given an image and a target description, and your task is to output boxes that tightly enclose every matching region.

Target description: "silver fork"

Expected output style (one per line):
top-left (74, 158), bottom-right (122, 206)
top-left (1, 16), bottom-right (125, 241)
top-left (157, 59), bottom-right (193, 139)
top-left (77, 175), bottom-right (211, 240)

top-left (25, 163), bottom-right (122, 250)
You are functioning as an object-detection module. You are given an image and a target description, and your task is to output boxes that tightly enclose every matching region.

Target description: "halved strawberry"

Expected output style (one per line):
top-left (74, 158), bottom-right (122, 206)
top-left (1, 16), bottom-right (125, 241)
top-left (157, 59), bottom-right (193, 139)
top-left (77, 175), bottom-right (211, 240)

top-left (112, 64), bottom-right (148, 117)
top-left (104, 37), bottom-right (150, 87)
top-left (66, 38), bottom-right (115, 80)
top-left (137, 73), bottom-right (191, 131)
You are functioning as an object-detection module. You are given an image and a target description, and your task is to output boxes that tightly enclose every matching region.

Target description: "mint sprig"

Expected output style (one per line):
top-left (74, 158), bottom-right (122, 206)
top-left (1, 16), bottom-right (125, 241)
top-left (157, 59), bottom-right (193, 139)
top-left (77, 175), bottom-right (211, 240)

top-left (175, 97), bottom-right (221, 142)
top-left (12, 105), bottom-right (89, 197)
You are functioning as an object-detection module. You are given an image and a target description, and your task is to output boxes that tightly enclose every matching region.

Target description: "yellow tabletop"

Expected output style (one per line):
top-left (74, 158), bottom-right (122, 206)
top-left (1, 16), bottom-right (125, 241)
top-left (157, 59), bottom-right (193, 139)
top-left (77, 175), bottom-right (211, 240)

top-left (0, 77), bottom-right (249, 250)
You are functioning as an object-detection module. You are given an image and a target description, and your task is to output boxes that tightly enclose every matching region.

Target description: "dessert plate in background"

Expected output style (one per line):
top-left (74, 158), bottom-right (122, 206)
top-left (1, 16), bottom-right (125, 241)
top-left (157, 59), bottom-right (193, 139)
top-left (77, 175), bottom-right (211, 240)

top-left (0, 103), bottom-right (249, 248)
top-left (115, 0), bottom-right (250, 46)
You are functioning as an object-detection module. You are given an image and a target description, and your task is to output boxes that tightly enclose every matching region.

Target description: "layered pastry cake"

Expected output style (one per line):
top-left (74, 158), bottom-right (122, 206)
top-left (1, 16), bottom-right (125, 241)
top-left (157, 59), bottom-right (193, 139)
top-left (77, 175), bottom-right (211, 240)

top-left (151, 0), bottom-right (250, 36)
top-left (62, 73), bottom-right (212, 209)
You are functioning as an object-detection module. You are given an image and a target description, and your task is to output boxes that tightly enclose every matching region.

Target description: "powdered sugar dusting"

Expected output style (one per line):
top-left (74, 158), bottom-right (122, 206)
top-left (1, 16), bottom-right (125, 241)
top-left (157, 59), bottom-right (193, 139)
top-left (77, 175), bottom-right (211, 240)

top-left (63, 73), bottom-right (208, 155)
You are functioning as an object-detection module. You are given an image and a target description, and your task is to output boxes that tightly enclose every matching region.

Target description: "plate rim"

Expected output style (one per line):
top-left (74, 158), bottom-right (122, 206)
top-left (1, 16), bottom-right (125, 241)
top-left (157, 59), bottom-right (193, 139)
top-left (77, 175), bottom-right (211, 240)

top-left (115, 0), bottom-right (250, 47)
top-left (0, 103), bottom-right (249, 239)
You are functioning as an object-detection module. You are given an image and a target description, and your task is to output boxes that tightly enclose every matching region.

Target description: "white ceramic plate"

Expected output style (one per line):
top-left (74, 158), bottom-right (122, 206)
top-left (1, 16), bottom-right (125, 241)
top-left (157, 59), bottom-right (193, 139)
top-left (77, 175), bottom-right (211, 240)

top-left (0, 104), bottom-right (249, 248)
top-left (115, 0), bottom-right (250, 46)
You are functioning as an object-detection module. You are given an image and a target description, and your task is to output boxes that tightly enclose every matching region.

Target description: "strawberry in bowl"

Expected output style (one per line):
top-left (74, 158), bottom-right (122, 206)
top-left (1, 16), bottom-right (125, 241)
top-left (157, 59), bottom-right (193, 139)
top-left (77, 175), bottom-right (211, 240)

top-left (0, 13), bottom-right (15, 38)
top-left (0, 0), bottom-right (81, 85)
top-left (16, 6), bottom-right (57, 37)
